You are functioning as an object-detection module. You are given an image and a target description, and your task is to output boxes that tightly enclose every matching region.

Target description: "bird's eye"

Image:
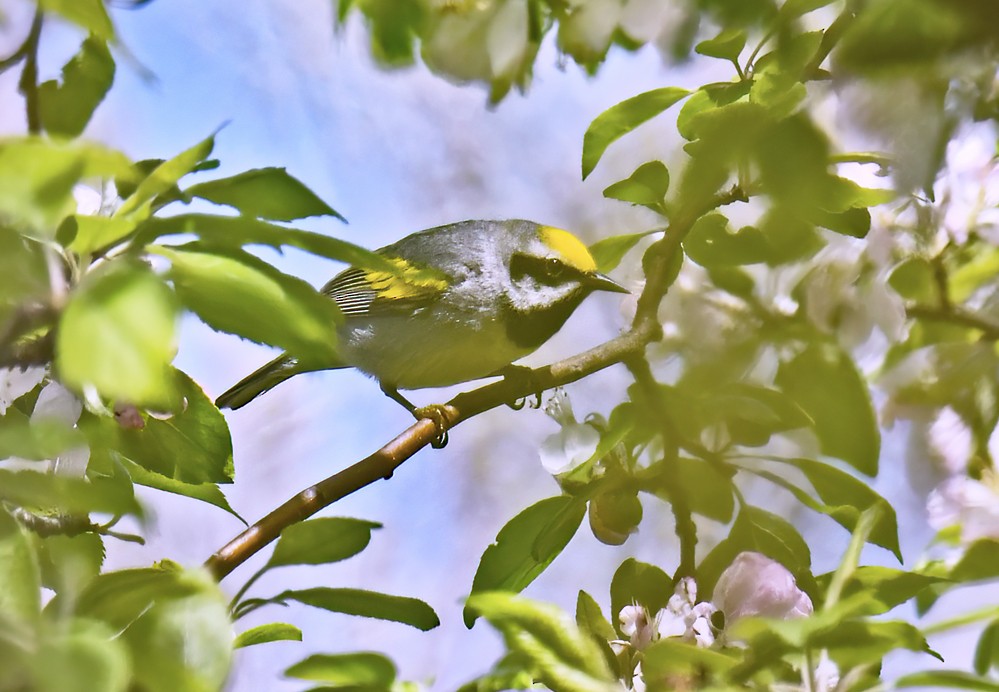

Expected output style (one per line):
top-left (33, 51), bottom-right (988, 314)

top-left (545, 258), bottom-right (565, 278)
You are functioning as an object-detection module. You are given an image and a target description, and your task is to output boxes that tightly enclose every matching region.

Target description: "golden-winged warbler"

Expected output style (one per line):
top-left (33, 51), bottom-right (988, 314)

top-left (216, 219), bottom-right (627, 419)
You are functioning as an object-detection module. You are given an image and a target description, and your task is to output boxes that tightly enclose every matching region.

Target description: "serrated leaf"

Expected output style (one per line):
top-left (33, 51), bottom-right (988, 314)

top-left (667, 457), bottom-right (735, 522)
top-left (0, 509), bottom-right (40, 625)
top-left (233, 622), bottom-right (302, 649)
top-left (114, 456), bottom-right (241, 520)
top-left (64, 215), bottom-right (138, 255)
top-left (582, 87), bottom-right (689, 178)
top-left (0, 138), bottom-right (131, 233)
top-left (695, 28), bottom-right (746, 62)
top-left (588, 231), bottom-right (657, 274)
top-left (268, 517), bottom-right (381, 568)
top-left (286, 652), bottom-right (396, 687)
top-left (776, 343), bottom-right (879, 475)
top-left (268, 587), bottom-right (439, 631)
top-left (38, 37), bottom-right (114, 138)
top-left (602, 161), bottom-right (669, 208)
top-left (465, 496), bottom-right (585, 627)
top-left (80, 371), bottom-right (233, 486)
top-left (57, 262), bottom-right (178, 408)
top-left (37, 533), bottom-right (105, 600)
top-left (0, 469), bottom-right (141, 518)
top-left (951, 540), bottom-right (999, 583)
top-left (610, 558), bottom-right (672, 637)
top-left (115, 134), bottom-right (215, 219)
top-left (815, 566), bottom-right (945, 615)
top-left (185, 167), bottom-right (344, 222)
top-left (764, 457), bottom-right (900, 560)
top-left (136, 213), bottom-right (395, 272)
top-left (156, 245), bottom-right (341, 361)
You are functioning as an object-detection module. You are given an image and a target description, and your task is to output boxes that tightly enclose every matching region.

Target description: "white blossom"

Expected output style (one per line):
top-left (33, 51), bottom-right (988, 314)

top-left (928, 471), bottom-right (999, 543)
top-left (0, 366), bottom-right (45, 415)
top-left (615, 577), bottom-right (717, 653)
top-left (539, 388), bottom-right (600, 475)
top-left (713, 552), bottom-right (813, 627)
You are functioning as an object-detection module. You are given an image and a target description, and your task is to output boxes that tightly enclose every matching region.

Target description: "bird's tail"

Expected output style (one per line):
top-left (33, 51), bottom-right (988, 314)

top-left (215, 354), bottom-right (312, 410)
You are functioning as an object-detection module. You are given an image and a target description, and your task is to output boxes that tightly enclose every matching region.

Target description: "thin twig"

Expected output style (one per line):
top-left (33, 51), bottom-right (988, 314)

top-left (907, 304), bottom-right (999, 340)
top-left (205, 185), bottom-right (748, 582)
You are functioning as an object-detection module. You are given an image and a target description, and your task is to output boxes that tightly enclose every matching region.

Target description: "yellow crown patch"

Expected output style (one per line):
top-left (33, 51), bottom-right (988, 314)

top-left (538, 226), bottom-right (596, 272)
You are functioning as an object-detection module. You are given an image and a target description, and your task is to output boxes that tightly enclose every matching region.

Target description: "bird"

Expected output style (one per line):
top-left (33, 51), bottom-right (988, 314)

top-left (215, 219), bottom-right (627, 441)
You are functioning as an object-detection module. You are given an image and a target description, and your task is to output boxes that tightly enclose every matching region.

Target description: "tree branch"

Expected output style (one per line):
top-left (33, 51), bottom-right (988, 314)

top-left (205, 185), bottom-right (748, 582)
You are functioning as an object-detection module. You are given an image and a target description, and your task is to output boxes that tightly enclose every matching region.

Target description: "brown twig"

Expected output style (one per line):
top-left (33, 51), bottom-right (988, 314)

top-left (205, 185), bottom-right (749, 582)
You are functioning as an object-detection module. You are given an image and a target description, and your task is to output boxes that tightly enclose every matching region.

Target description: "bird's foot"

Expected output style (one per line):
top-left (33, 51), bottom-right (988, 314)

top-left (497, 365), bottom-right (544, 411)
top-left (413, 404), bottom-right (451, 449)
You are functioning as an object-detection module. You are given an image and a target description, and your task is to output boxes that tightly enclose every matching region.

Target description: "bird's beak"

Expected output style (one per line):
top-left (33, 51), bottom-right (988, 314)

top-left (584, 272), bottom-right (630, 294)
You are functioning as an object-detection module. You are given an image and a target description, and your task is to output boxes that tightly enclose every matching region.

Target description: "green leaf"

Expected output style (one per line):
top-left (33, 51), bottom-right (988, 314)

top-left (890, 257), bottom-right (936, 303)
top-left (466, 592), bottom-right (613, 683)
top-left (676, 82), bottom-right (752, 141)
top-left (37, 533), bottom-right (105, 599)
top-left (610, 558), bottom-right (672, 637)
top-left (38, 37), bottom-right (115, 138)
top-left (233, 622), bottom-right (302, 649)
top-left (951, 540), bottom-right (999, 583)
top-left (825, 505), bottom-right (882, 608)
top-left (642, 639), bottom-right (737, 684)
top-left (0, 509), bottom-right (40, 626)
top-left (74, 565), bottom-right (231, 692)
top-left (581, 87), bottom-right (689, 179)
top-left (575, 590), bottom-right (616, 643)
top-left (0, 138), bottom-right (131, 233)
top-left (267, 517), bottom-right (381, 568)
top-left (0, 407), bottom-right (84, 460)
top-left (63, 215), bottom-right (138, 255)
top-left (156, 245), bottom-right (341, 361)
top-left (184, 168), bottom-right (345, 222)
top-left (816, 566), bottom-right (945, 615)
top-left (949, 246), bottom-right (999, 303)
top-left (683, 212), bottom-right (769, 267)
top-left (136, 213), bottom-right (395, 272)
top-left (38, 0), bottom-right (114, 40)
top-left (602, 161), bottom-right (669, 208)
top-left (776, 342), bottom-right (880, 475)
top-left (81, 370), bottom-right (234, 486)
top-left (115, 134), bottom-right (215, 219)
top-left (695, 28), bottom-right (747, 62)
top-left (286, 652), bottom-right (396, 687)
top-left (0, 469), bottom-right (141, 518)
top-left (699, 506), bottom-right (813, 598)
top-left (114, 455), bottom-right (241, 519)
top-left (268, 587), bottom-right (439, 631)
top-left (896, 670), bottom-right (999, 691)
top-left (31, 618), bottom-right (129, 692)
top-left (588, 230), bottom-right (657, 274)
top-left (655, 457), bottom-right (735, 523)
top-left (56, 262), bottom-right (178, 408)
top-left (770, 457), bottom-right (900, 560)
top-left (707, 383), bottom-right (814, 447)
top-left (976, 620), bottom-right (999, 675)
top-left (465, 496), bottom-right (585, 627)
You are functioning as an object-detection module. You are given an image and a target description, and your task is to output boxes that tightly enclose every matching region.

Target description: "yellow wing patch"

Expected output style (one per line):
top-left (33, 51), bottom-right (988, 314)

top-left (363, 257), bottom-right (450, 300)
top-left (538, 226), bottom-right (597, 273)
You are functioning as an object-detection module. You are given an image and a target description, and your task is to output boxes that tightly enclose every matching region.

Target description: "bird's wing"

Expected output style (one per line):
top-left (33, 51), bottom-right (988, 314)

top-left (321, 257), bottom-right (450, 316)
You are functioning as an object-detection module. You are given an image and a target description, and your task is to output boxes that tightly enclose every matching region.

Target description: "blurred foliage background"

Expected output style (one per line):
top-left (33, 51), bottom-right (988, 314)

top-left (5, 0), bottom-right (999, 690)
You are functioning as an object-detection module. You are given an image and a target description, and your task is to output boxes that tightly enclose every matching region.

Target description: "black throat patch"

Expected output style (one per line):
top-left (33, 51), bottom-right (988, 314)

top-left (502, 292), bottom-right (588, 350)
